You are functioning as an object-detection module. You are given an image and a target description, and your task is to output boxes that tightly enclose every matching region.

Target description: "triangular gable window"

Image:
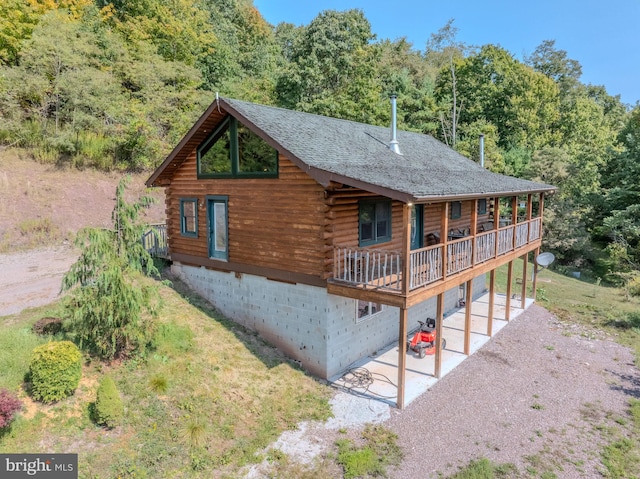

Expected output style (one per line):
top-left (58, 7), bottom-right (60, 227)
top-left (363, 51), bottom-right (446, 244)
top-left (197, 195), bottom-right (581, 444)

top-left (197, 116), bottom-right (278, 178)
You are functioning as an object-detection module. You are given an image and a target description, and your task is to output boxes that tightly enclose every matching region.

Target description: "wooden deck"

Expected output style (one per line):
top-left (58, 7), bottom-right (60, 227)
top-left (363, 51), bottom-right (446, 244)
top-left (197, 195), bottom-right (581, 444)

top-left (332, 217), bottom-right (541, 294)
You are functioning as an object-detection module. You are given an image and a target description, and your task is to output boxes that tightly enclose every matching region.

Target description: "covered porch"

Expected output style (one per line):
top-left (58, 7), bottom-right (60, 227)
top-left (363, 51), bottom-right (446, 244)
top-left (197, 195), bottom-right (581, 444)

top-left (330, 291), bottom-right (535, 407)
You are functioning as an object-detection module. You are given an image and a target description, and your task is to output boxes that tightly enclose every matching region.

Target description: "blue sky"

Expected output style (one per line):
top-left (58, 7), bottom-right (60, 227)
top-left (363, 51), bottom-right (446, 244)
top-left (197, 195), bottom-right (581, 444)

top-left (254, 0), bottom-right (639, 106)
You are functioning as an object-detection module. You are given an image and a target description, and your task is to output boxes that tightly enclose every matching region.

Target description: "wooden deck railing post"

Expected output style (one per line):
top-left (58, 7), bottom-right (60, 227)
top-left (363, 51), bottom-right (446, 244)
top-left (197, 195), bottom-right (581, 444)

top-left (471, 199), bottom-right (478, 267)
top-left (493, 197), bottom-right (500, 259)
top-left (511, 196), bottom-right (518, 252)
top-left (441, 202), bottom-right (449, 281)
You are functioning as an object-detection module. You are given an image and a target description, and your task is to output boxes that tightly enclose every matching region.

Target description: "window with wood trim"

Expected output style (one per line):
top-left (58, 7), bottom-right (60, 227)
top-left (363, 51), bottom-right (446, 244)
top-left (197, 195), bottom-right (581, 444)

top-left (359, 200), bottom-right (391, 246)
top-left (356, 300), bottom-right (383, 322)
top-left (477, 199), bottom-right (487, 215)
top-left (197, 116), bottom-right (278, 178)
top-left (180, 198), bottom-right (198, 237)
top-left (450, 201), bottom-right (462, 219)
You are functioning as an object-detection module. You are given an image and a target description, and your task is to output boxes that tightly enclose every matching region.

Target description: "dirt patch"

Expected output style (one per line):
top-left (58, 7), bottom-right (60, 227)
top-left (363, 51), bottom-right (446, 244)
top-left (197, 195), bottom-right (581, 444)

top-left (0, 148), bottom-right (164, 253)
top-left (0, 149), bottom-right (164, 316)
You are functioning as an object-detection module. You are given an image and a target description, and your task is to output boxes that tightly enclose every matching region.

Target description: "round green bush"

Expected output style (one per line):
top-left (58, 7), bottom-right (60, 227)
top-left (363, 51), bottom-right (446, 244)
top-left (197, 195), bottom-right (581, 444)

top-left (94, 375), bottom-right (123, 428)
top-left (29, 341), bottom-right (82, 403)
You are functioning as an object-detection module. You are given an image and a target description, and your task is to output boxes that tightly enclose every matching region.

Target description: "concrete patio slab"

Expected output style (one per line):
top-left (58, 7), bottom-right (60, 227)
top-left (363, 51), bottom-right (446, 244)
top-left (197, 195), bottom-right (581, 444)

top-left (330, 292), bottom-right (535, 407)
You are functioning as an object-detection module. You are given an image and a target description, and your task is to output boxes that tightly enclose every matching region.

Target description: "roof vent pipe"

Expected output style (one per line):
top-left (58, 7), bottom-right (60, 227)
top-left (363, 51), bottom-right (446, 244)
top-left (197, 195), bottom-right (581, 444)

top-left (389, 95), bottom-right (402, 155)
top-left (479, 134), bottom-right (485, 168)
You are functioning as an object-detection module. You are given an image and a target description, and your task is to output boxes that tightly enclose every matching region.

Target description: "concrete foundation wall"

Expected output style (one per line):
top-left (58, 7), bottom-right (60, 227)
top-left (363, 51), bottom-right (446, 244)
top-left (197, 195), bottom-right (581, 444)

top-left (172, 262), bottom-right (487, 379)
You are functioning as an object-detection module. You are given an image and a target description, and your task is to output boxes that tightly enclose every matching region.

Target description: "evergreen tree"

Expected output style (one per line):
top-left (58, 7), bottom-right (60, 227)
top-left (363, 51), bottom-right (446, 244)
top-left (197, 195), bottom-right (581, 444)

top-left (62, 178), bottom-right (161, 359)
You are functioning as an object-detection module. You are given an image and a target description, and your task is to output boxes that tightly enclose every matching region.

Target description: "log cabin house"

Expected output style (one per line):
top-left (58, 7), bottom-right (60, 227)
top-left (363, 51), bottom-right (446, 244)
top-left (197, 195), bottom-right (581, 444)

top-left (146, 96), bottom-right (556, 408)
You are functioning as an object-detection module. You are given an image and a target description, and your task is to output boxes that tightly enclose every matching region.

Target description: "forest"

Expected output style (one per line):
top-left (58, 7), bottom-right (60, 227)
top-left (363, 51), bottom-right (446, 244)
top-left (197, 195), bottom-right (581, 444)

top-left (1, 0), bottom-right (639, 284)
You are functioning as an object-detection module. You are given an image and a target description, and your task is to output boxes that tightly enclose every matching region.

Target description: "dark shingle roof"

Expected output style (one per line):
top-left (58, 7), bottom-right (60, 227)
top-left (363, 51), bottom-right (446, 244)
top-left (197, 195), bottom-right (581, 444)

top-left (148, 97), bottom-right (556, 202)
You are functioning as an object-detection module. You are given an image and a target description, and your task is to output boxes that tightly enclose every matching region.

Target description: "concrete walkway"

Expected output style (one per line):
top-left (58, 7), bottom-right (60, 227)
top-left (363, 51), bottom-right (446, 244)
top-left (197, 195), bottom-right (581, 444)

top-left (330, 292), bottom-right (534, 407)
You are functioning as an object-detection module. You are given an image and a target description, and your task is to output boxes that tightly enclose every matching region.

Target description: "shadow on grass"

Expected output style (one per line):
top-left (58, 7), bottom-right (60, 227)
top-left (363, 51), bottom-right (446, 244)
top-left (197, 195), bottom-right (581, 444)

top-left (605, 311), bottom-right (640, 330)
top-left (157, 267), bottom-right (306, 372)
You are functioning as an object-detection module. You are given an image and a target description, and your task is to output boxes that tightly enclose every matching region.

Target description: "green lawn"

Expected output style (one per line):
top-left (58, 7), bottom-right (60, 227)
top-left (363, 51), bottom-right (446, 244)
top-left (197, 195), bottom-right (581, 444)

top-left (0, 276), bottom-right (332, 478)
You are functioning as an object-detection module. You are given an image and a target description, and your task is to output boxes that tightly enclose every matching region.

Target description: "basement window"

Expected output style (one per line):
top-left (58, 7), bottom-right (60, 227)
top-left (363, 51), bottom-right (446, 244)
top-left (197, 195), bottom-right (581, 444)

top-left (356, 300), bottom-right (383, 322)
top-left (359, 200), bottom-right (391, 246)
top-left (197, 116), bottom-right (278, 178)
top-left (180, 198), bottom-right (198, 237)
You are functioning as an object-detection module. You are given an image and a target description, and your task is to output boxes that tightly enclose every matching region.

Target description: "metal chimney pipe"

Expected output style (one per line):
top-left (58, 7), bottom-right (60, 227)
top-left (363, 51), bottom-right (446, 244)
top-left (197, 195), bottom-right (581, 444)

top-left (389, 95), bottom-right (402, 155)
top-left (479, 134), bottom-right (485, 168)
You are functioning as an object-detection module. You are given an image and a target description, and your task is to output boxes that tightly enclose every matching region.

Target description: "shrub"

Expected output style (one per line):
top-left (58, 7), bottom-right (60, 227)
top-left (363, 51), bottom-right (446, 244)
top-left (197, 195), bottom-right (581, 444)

top-left (0, 389), bottom-right (22, 429)
top-left (94, 375), bottom-right (123, 428)
top-left (29, 341), bottom-right (82, 403)
top-left (32, 317), bottom-right (63, 336)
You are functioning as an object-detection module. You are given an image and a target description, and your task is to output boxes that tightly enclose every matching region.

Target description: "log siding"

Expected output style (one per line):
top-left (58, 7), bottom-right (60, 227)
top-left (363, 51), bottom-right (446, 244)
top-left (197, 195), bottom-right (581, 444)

top-left (165, 153), bottom-right (327, 278)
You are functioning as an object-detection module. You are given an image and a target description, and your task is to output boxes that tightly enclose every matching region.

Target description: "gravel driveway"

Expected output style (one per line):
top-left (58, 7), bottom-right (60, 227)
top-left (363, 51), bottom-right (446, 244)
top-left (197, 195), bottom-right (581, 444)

top-left (386, 304), bottom-right (638, 478)
top-left (0, 245), bottom-right (78, 316)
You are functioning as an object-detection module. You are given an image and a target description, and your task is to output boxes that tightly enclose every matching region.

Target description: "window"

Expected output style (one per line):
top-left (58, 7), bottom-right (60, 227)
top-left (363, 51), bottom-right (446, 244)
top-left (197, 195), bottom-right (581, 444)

top-left (450, 201), bottom-right (462, 220)
top-left (359, 200), bottom-right (391, 246)
top-left (356, 300), bottom-right (383, 322)
top-left (197, 116), bottom-right (278, 178)
top-left (180, 198), bottom-right (198, 237)
top-left (477, 199), bottom-right (487, 215)
top-left (207, 196), bottom-right (228, 260)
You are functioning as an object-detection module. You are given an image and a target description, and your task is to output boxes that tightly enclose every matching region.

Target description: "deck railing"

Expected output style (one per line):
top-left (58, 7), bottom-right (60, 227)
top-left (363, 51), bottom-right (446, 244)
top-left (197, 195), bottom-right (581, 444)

top-left (334, 246), bottom-right (403, 291)
top-left (142, 223), bottom-right (168, 258)
top-left (333, 217), bottom-right (542, 292)
top-left (497, 227), bottom-right (514, 255)
top-left (529, 217), bottom-right (541, 242)
top-left (474, 230), bottom-right (496, 264)
top-left (447, 237), bottom-right (473, 275)
top-left (409, 244), bottom-right (443, 288)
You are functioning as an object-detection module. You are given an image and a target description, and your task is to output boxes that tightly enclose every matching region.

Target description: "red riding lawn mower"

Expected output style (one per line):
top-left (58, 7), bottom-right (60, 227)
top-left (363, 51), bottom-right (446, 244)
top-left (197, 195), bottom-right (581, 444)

top-left (407, 318), bottom-right (447, 358)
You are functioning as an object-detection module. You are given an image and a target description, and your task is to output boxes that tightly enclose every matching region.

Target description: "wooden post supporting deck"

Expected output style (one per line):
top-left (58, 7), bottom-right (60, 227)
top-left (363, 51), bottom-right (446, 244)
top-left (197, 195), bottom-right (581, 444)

top-left (464, 280), bottom-right (473, 355)
top-left (488, 269), bottom-right (495, 336)
top-left (521, 194), bottom-right (533, 309)
top-left (435, 292), bottom-right (444, 378)
top-left (396, 203), bottom-right (412, 409)
top-left (397, 307), bottom-right (408, 409)
top-left (505, 261), bottom-right (513, 321)
top-left (532, 246), bottom-right (540, 301)
top-left (521, 253), bottom-right (528, 310)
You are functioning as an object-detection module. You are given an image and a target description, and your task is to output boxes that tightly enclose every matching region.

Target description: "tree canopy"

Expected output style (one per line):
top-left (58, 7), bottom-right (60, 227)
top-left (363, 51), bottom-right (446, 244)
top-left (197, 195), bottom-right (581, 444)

top-left (0, 2), bottom-right (637, 278)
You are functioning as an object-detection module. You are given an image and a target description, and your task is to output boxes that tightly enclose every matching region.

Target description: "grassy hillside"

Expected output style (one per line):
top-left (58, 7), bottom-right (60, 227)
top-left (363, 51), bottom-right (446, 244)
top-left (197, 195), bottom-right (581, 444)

top-left (0, 274), bottom-right (333, 478)
top-left (0, 149), bottom-right (164, 252)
